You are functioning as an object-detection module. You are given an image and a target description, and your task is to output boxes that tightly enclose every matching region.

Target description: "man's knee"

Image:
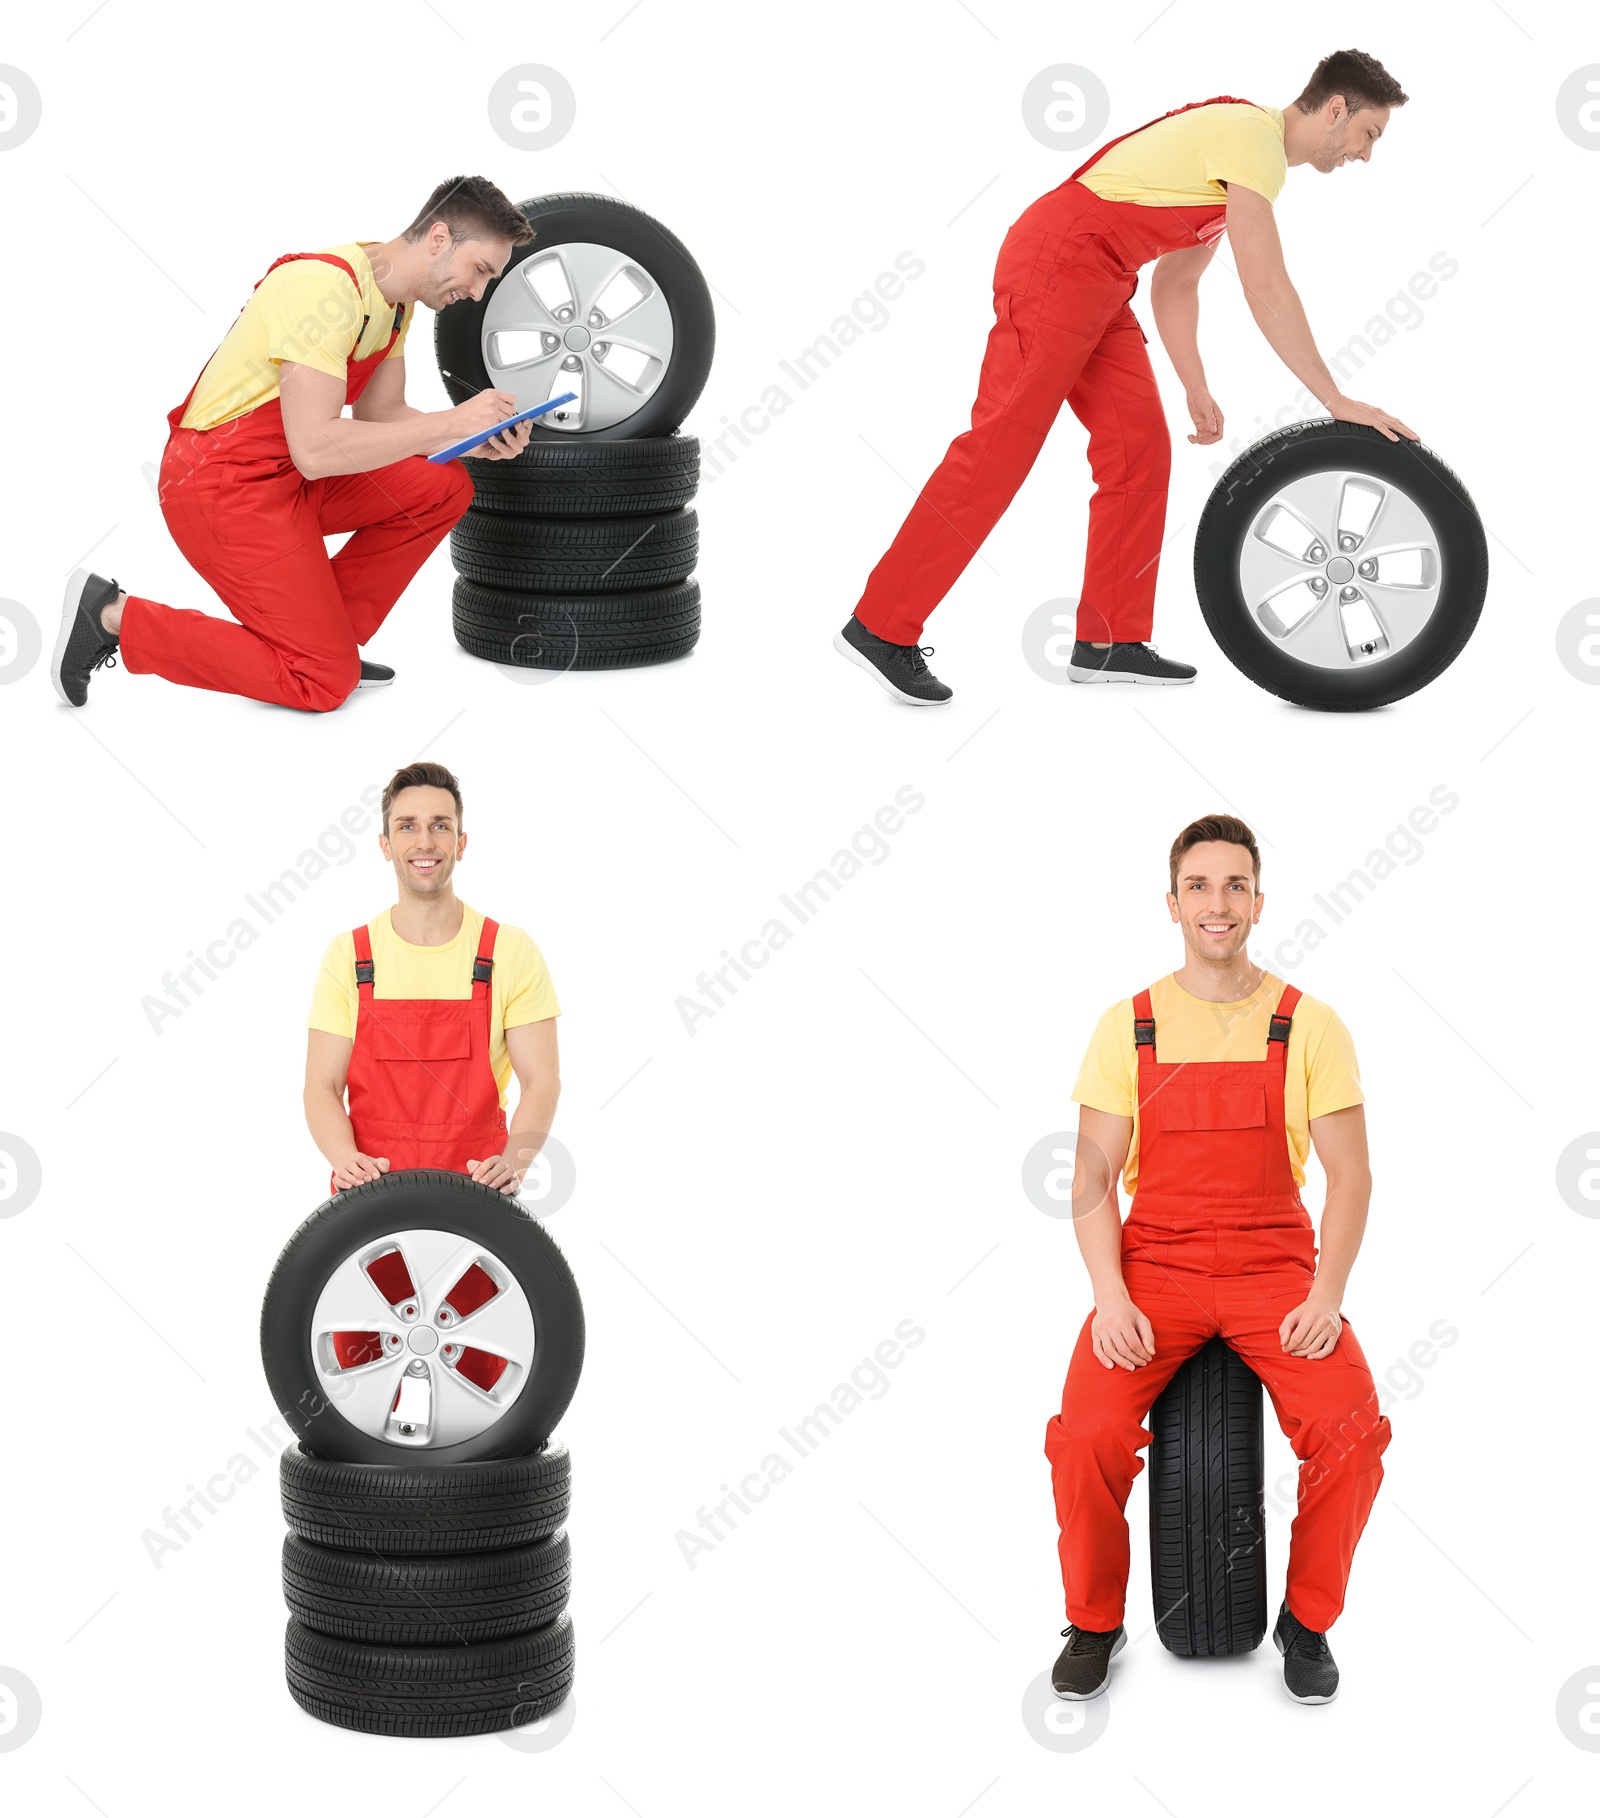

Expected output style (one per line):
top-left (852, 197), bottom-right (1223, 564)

top-left (433, 459), bottom-right (476, 519)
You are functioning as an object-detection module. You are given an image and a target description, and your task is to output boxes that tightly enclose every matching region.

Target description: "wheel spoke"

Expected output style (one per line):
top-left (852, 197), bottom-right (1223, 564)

top-left (584, 356), bottom-right (648, 420)
top-left (448, 1281), bottom-right (535, 1362)
top-left (554, 242), bottom-right (631, 319)
top-left (322, 1353), bottom-right (408, 1438)
top-left (601, 286), bottom-right (674, 366)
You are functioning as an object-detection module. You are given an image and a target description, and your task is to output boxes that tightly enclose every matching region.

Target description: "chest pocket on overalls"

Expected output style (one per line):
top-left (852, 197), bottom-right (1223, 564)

top-left (1155, 1085), bottom-right (1269, 1196)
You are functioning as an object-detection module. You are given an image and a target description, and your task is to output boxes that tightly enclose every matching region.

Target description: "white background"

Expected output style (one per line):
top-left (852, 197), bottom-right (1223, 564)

top-left (2, 2), bottom-right (1597, 1812)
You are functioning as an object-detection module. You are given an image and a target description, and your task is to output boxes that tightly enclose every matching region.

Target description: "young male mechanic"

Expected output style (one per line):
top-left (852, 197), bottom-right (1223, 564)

top-left (837, 49), bottom-right (1418, 704)
top-left (304, 762), bottom-right (561, 1193)
top-left (53, 177), bottom-right (536, 714)
top-left (1044, 815), bottom-right (1389, 1704)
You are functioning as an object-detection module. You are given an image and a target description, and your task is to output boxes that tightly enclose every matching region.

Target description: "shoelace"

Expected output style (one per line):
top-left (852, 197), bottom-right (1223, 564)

top-left (895, 643), bottom-right (935, 676)
top-left (91, 647), bottom-right (119, 674)
top-left (1059, 1625), bottom-right (1113, 1653)
top-left (1283, 1620), bottom-right (1330, 1660)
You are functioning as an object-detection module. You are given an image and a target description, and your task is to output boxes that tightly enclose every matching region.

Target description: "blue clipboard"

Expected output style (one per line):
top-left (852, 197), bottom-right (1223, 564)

top-left (427, 391), bottom-right (579, 463)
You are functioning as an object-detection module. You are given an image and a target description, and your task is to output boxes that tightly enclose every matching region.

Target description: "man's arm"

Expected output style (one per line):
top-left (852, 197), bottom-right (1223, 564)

top-left (1223, 184), bottom-right (1418, 442)
top-left (1280, 1103), bottom-right (1373, 1358)
top-left (278, 360), bottom-right (521, 480)
top-left (350, 355), bottom-right (425, 425)
top-left (1150, 241), bottom-right (1223, 445)
top-left (467, 1018), bottom-right (561, 1195)
top-left (1071, 1108), bottom-right (1156, 1372)
top-left (304, 1029), bottom-right (389, 1188)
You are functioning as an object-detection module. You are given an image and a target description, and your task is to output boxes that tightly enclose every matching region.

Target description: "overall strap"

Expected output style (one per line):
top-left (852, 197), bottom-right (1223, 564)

top-left (471, 917), bottom-right (500, 994)
top-left (1268, 982), bottom-right (1302, 1055)
top-left (351, 922), bottom-right (375, 996)
top-left (1070, 93), bottom-right (1261, 181)
top-left (255, 253), bottom-right (370, 352)
top-left (1132, 987), bottom-right (1157, 1067)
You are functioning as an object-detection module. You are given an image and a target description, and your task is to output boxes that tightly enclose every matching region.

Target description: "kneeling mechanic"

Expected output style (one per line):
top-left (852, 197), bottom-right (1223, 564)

top-left (54, 177), bottom-right (537, 715)
top-left (1044, 813), bottom-right (1390, 1705)
top-left (304, 762), bottom-right (561, 1193)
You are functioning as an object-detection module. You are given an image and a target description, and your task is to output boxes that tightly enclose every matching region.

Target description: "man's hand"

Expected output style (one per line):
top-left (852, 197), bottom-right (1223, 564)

top-left (467, 1153), bottom-right (523, 1195)
top-left (430, 387), bottom-right (519, 455)
top-left (1328, 394), bottom-right (1419, 443)
top-left (1185, 386), bottom-right (1224, 445)
top-left (1091, 1294), bottom-right (1156, 1371)
top-left (470, 417), bottom-right (534, 462)
top-left (332, 1151), bottom-right (389, 1190)
top-left (1279, 1294), bottom-right (1342, 1359)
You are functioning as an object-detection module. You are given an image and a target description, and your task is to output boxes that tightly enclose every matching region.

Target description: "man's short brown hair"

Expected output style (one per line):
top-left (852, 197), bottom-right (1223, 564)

top-left (1169, 814), bottom-right (1261, 896)
top-left (382, 762), bottom-right (463, 835)
top-left (1293, 49), bottom-right (1409, 117)
top-left (403, 175), bottom-right (536, 248)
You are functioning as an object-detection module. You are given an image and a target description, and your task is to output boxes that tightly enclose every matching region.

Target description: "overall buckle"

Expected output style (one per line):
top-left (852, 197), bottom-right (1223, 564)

top-left (1134, 1017), bottom-right (1156, 1047)
top-left (1268, 1013), bottom-right (1293, 1045)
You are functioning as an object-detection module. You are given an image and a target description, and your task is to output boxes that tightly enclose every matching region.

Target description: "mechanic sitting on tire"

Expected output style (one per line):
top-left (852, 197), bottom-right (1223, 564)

top-left (837, 49), bottom-right (1420, 705)
top-left (304, 761), bottom-right (561, 1194)
top-left (1044, 813), bottom-right (1390, 1705)
top-left (53, 178), bottom-right (537, 715)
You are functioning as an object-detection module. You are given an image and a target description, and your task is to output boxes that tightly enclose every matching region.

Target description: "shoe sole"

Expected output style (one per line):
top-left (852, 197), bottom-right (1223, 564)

top-left (833, 630), bottom-right (951, 706)
top-left (1067, 663), bottom-right (1196, 686)
top-left (51, 568), bottom-right (95, 708)
top-left (1272, 1626), bottom-right (1338, 1703)
top-left (1051, 1627), bottom-right (1126, 1701)
top-left (355, 675), bottom-right (395, 689)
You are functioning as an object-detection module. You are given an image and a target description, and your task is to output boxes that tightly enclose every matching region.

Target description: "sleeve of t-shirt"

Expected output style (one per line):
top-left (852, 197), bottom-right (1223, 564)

top-left (498, 927), bottom-right (562, 1029)
top-left (257, 259), bottom-right (365, 381)
top-left (1071, 999), bottom-right (1136, 1118)
top-left (308, 932), bottom-right (358, 1038)
top-left (1203, 112), bottom-right (1287, 204)
top-left (1305, 1003), bottom-right (1364, 1118)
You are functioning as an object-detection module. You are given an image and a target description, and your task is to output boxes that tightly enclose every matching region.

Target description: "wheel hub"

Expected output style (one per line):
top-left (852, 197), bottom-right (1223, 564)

top-left (1235, 467), bottom-right (1442, 670)
top-left (310, 1228), bottom-right (537, 1448)
top-left (480, 239), bottom-right (675, 433)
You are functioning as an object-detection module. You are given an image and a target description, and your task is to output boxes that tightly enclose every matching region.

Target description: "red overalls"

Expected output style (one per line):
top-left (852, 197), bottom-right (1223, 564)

top-left (340, 917), bottom-right (509, 1186)
top-left (1044, 984), bottom-right (1391, 1634)
top-left (856, 98), bottom-right (1261, 647)
top-left (119, 251), bottom-right (474, 713)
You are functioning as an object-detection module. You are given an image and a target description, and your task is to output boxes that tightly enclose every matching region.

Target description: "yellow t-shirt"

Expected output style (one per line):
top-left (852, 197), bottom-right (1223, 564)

top-left (1077, 102), bottom-right (1287, 208)
top-left (309, 905), bottom-right (560, 1105)
top-left (1072, 973), bottom-right (1362, 1192)
top-left (179, 242), bottom-right (413, 431)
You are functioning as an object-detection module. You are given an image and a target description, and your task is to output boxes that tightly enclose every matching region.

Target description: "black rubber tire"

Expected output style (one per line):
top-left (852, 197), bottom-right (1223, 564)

top-left (1194, 420), bottom-right (1488, 710)
top-left (282, 1529), bottom-right (570, 1646)
top-left (285, 1612), bottom-right (574, 1736)
top-left (452, 576), bottom-right (700, 671)
top-left (260, 1172), bottom-right (584, 1466)
top-left (1148, 1337), bottom-right (1268, 1657)
top-left (280, 1441), bottom-right (571, 1555)
top-left (435, 191), bottom-right (715, 441)
top-left (464, 433), bottom-right (699, 517)
top-left (450, 506), bottom-right (697, 593)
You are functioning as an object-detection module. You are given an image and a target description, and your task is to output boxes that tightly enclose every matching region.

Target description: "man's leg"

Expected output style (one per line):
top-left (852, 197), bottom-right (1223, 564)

top-left (118, 454), bottom-right (363, 711)
top-left (853, 273), bottom-right (1127, 648)
top-left (1044, 1262), bottom-right (1215, 1629)
top-left (312, 457), bottom-right (474, 645)
top-left (1218, 1274), bottom-right (1392, 1632)
top-left (1063, 308), bottom-right (1172, 645)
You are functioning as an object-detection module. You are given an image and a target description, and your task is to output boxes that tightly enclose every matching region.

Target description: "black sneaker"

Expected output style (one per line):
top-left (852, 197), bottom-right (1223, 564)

top-left (834, 615), bottom-right (953, 704)
top-left (52, 569), bottom-right (122, 707)
top-left (1067, 640), bottom-right (1197, 685)
top-left (357, 660), bottom-right (396, 688)
top-left (1050, 1622), bottom-right (1126, 1700)
top-left (1272, 1600), bottom-right (1339, 1704)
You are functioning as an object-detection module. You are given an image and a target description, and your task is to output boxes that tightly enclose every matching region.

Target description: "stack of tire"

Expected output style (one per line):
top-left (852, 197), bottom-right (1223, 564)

top-left (261, 1172), bottom-right (584, 1736)
top-left (437, 193), bottom-right (715, 675)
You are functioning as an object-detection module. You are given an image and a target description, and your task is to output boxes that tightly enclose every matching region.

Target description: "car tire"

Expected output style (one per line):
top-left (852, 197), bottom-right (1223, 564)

top-left (1194, 420), bottom-right (1487, 710)
top-left (1148, 1336), bottom-right (1268, 1657)
top-left (435, 191), bottom-right (714, 441)
top-left (260, 1172), bottom-right (584, 1467)
top-left (452, 576), bottom-right (700, 671)
top-left (450, 506), bottom-right (698, 594)
top-left (284, 1612), bottom-right (574, 1736)
top-left (282, 1529), bottom-right (570, 1646)
top-left (463, 433), bottom-right (699, 517)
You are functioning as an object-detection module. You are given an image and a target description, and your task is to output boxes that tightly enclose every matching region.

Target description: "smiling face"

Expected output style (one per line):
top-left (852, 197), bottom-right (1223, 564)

top-left (381, 785), bottom-right (466, 900)
top-left (1307, 96), bottom-right (1390, 172)
top-left (422, 224), bottom-right (514, 311)
top-left (1167, 840), bottom-right (1262, 967)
